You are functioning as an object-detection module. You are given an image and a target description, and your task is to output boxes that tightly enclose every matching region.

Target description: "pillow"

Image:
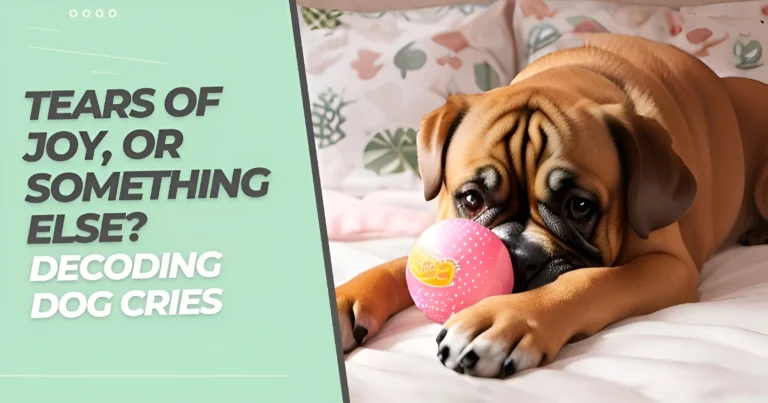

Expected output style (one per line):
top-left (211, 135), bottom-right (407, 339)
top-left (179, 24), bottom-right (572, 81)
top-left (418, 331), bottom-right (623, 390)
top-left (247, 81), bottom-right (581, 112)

top-left (322, 189), bottom-right (436, 241)
top-left (297, 0), bottom-right (752, 13)
top-left (298, 0), bottom-right (494, 13)
top-left (299, 1), bottom-right (516, 197)
top-left (512, 0), bottom-right (768, 82)
top-left (681, 1), bottom-right (768, 78)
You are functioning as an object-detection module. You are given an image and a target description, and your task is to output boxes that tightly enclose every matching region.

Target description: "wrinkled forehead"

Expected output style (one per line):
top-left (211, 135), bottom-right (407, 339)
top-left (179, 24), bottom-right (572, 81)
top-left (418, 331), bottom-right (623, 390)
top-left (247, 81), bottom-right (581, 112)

top-left (442, 94), bottom-right (622, 200)
top-left (441, 103), bottom-right (518, 190)
top-left (538, 107), bottom-right (623, 202)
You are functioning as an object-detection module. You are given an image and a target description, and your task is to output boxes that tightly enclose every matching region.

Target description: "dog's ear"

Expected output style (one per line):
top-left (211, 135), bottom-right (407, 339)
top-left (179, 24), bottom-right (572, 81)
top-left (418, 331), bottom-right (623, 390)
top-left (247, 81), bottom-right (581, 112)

top-left (417, 94), bottom-right (468, 201)
top-left (605, 112), bottom-right (698, 240)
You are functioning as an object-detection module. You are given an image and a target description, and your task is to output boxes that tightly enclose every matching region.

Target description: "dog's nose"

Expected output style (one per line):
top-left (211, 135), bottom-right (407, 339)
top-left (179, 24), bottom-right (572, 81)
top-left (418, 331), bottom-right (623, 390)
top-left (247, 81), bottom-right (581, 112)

top-left (511, 241), bottom-right (549, 275)
top-left (491, 221), bottom-right (524, 245)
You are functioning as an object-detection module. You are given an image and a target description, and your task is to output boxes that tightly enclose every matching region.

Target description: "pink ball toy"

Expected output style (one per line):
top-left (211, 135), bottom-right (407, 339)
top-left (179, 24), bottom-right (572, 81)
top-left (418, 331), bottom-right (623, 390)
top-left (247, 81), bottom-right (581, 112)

top-left (406, 218), bottom-right (515, 324)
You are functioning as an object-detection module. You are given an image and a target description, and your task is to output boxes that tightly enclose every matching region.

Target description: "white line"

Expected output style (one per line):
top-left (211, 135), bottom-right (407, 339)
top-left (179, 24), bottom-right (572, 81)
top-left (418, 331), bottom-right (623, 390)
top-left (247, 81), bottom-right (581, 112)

top-left (0, 375), bottom-right (288, 378)
top-left (92, 70), bottom-right (119, 75)
top-left (28, 27), bottom-right (62, 32)
top-left (29, 46), bottom-right (169, 65)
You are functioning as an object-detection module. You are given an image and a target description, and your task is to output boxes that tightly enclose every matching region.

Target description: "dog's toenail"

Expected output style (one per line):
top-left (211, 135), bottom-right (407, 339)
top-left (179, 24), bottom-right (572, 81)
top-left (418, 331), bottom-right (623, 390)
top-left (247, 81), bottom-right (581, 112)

top-left (352, 326), bottom-right (368, 345)
top-left (436, 329), bottom-right (447, 345)
top-left (459, 350), bottom-right (479, 370)
top-left (500, 357), bottom-right (517, 378)
top-left (438, 346), bottom-right (450, 364)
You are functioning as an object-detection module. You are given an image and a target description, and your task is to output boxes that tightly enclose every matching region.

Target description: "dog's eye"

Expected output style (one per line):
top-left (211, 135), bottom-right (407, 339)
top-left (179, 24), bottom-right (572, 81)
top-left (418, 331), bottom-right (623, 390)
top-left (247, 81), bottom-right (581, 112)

top-left (566, 196), bottom-right (595, 221)
top-left (459, 190), bottom-right (485, 212)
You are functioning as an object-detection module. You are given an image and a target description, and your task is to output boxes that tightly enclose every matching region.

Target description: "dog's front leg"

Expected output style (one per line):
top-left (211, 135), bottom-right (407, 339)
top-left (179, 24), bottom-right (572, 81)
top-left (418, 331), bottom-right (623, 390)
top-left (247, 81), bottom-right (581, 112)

top-left (336, 256), bottom-right (414, 352)
top-left (436, 252), bottom-right (699, 378)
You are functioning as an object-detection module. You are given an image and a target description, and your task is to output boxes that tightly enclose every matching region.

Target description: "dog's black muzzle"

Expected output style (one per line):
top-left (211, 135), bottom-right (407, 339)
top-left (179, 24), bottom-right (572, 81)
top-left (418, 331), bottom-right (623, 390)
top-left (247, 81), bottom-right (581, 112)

top-left (492, 221), bottom-right (580, 293)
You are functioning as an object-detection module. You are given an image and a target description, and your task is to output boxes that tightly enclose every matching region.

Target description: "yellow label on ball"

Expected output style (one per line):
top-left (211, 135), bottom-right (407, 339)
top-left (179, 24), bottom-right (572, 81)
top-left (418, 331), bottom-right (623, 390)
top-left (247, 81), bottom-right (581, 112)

top-left (409, 246), bottom-right (456, 287)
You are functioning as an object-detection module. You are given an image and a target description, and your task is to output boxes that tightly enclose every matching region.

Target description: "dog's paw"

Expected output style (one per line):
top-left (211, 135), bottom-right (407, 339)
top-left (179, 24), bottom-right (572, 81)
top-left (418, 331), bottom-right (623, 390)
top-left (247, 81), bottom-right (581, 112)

top-left (335, 291), bottom-right (384, 353)
top-left (436, 295), bottom-right (560, 378)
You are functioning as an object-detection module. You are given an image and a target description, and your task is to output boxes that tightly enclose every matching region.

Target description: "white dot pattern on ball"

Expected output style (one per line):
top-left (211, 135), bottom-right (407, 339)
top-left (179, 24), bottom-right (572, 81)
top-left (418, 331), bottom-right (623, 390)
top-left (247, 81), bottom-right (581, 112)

top-left (405, 218), bottom-right (514, 323)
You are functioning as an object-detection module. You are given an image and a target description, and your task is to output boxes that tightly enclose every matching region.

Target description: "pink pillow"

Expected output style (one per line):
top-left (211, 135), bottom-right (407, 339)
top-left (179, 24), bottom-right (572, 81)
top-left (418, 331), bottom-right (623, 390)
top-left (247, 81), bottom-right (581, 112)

top-left (322, 190), bottom-right (435, 241)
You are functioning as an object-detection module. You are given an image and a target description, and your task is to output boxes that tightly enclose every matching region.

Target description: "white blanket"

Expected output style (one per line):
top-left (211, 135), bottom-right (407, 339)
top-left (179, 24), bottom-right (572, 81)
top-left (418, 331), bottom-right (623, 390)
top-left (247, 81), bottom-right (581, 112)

top-left (329, 240), bottom-right (768, 403)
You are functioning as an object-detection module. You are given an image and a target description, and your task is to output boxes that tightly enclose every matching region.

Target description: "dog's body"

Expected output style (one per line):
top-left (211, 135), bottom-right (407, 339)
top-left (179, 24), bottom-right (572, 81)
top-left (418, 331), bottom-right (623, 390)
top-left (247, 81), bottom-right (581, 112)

top-left (335, 33), bottom-right (768, 378)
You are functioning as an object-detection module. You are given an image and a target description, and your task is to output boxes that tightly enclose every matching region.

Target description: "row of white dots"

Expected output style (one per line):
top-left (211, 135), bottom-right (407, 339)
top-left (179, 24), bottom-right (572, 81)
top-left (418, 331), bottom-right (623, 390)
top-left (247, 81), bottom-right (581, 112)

top-left (69, 9), bottom-right (117, 18)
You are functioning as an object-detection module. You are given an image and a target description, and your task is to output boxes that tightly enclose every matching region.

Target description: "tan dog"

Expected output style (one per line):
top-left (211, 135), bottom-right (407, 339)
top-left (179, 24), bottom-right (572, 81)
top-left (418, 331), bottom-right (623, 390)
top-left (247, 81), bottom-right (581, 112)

top-left (335, 33), bottom-right (768, 378)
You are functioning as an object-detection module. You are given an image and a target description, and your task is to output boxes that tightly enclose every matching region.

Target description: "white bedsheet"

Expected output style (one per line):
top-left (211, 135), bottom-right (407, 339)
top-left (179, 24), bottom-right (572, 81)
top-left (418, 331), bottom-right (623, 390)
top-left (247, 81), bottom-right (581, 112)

top-left (328, 240), bottom-right (768, 403)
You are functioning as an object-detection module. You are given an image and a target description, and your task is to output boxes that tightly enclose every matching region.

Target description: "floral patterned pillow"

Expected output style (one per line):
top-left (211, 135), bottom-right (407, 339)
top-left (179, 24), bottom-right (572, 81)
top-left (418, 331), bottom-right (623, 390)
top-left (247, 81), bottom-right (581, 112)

top-left (513, 0), bottom-right (768, 81)
top-left (298, 1), bottom-right (517, 197)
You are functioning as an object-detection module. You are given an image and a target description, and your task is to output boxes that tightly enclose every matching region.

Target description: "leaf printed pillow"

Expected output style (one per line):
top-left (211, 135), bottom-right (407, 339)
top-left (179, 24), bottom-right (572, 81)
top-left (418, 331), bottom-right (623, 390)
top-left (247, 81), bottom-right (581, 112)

top-left (513, 0), bottom-right (768, 82)
top-left (363, 128), bottom-right (419, 177)
top-left (298, 1), bottom-right (517, 197)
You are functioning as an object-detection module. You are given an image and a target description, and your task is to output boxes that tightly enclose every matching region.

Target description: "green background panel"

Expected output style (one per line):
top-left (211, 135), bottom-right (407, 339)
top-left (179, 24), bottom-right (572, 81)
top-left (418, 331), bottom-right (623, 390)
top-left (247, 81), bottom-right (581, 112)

top-left (0, 1), bottom-right (345, 402)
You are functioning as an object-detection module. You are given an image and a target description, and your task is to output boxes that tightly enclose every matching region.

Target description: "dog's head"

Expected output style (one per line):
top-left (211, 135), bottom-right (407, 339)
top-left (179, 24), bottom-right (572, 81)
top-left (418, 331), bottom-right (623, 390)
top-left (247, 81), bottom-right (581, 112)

top-left (418, 64), bottom-right (697, 292)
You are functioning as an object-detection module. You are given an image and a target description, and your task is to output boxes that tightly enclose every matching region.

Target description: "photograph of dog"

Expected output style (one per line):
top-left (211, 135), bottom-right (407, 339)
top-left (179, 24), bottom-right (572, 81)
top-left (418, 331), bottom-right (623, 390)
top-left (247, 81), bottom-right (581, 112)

top-left (334, 33), bottom-right (768, 378)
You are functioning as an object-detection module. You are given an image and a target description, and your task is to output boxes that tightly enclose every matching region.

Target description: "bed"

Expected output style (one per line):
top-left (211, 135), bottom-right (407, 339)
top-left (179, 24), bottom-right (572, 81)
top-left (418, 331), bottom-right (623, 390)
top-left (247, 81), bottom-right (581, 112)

top-left (299, 0), bottom-right (768, 401)
top-left (330, 239), bottom-right (768, 403)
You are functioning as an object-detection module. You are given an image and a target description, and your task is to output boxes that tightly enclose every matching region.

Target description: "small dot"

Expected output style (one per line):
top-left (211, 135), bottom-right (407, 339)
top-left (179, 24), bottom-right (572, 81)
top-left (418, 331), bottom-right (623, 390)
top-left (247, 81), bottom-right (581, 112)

top-left (95, 9), bottom-right (104, 17)
top-left (69, 9), bottom-right (78, 17)
top-left (109, 9), bottom-right (117, 18)
top-left (82, 9), bottom-right (91, 17)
